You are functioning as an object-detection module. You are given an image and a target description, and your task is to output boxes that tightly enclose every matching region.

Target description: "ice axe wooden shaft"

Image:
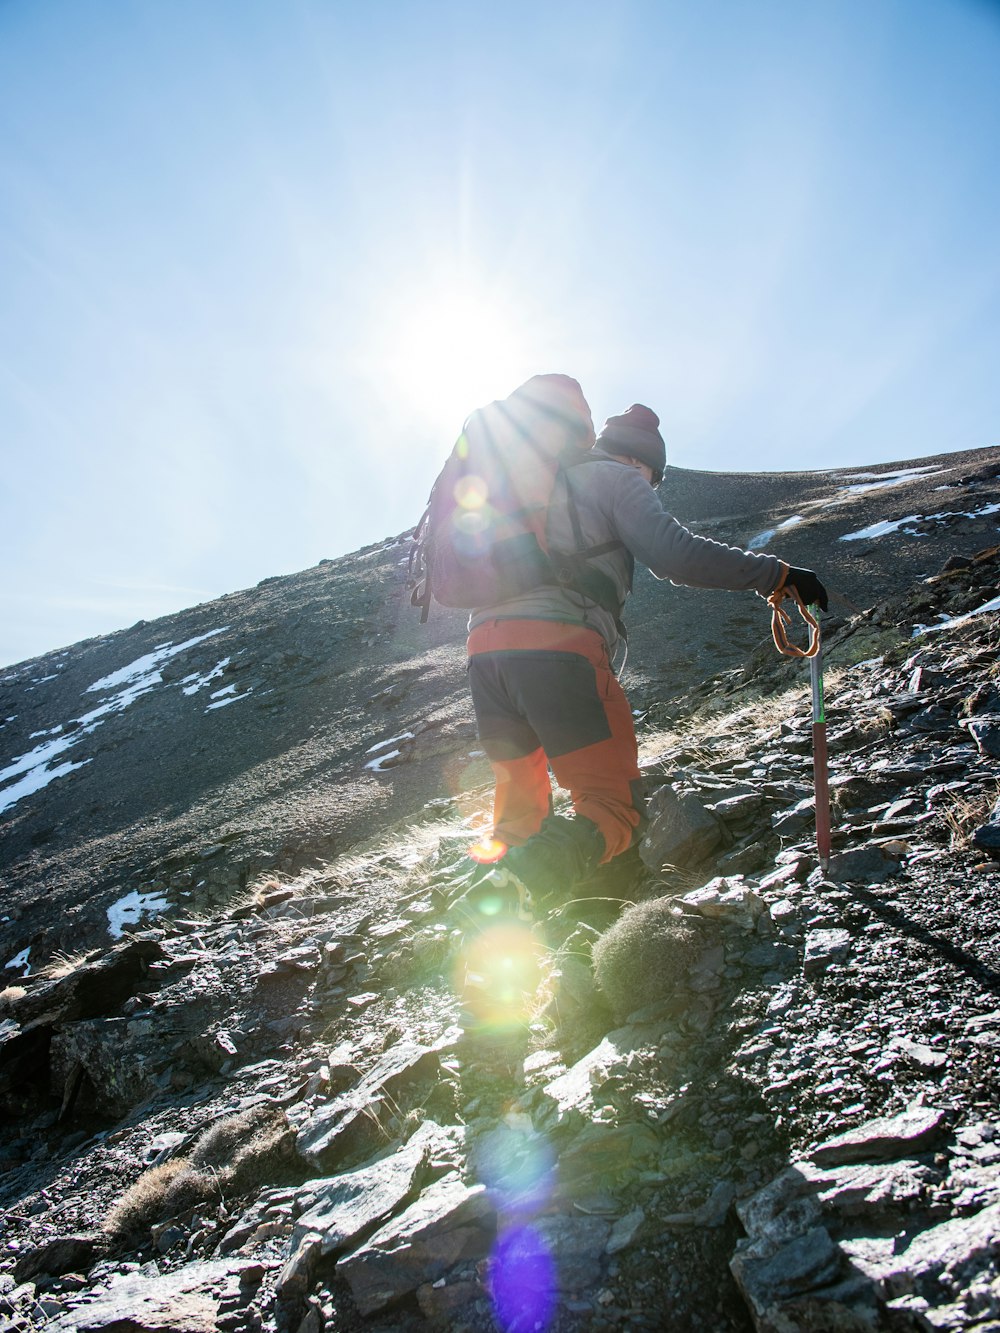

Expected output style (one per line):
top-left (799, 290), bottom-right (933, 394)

top-left (809, 609), bottom-right (832, 872)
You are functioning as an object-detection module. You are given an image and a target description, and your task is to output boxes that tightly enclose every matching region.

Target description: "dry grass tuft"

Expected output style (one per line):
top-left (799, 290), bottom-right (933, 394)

top-left (0, 986), bottom-right (27, 1011)
top-left (312, 813), bottom-right (485, 905)
top-left (103, 1106), bottom-right (296, 1241)
top-left (942, 785), bottom-right (1000, 852)
top-left (38, 949), bottom-right (99, 980)
top-left (854, 705), bottom-right (895, 742)
top-left (638, 678), bottom-right (822, 771)
top-left (103, 1160), bottom-right (192, 1239)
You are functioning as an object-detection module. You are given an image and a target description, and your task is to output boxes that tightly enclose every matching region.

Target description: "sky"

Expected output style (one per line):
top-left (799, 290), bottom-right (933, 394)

top-left (2, 0), bottom-right (999, 668)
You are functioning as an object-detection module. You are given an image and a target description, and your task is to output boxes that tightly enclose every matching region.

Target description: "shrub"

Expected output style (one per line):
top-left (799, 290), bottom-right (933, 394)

top-left (591, 899), bottom-right (706, 1023)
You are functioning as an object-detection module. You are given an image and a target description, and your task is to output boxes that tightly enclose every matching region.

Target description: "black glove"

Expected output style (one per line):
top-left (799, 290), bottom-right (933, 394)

top-left (783, 566), bottom-right (828, 612)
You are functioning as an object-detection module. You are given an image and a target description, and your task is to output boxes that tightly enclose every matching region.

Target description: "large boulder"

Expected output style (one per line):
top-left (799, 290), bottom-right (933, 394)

top-left (639, 786), bottom-right (725, 873)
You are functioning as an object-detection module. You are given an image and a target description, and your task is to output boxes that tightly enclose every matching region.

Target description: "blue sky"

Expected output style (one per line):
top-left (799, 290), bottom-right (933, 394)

top-left (2, 0), bottom-right (999, 667)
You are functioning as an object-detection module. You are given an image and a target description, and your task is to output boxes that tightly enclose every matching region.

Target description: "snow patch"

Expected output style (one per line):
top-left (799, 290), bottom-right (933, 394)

top-left (364, 731), bottom-right (415, 772)
top-left (1, 727), bottom-right (92, 795)
top-left (913, 594), bottom-right (1000, 638)
top-left (86, 628), bottom-right (227, 695)
top-left (107, 889), bottom-right (170, 939)
top-left (840, 515), bottom-right (922, 542)
top-left (366, 732), bottom-right (414, 754)
top-left (182, 657), bottom-right (231, 695)
top-left (840, 501), bottom-right (1000, 543)
top-left (5, 947), bottom-right (31, 974)
top-left (748, 529), bottom-right (775, 551)
top-left (0, 757), bottom-right (92, 814)
top-left (748, 514), bottom-right (807, 550)
top-left (365, 750), bottom-right (402, 772)
top-left (29, 724), bottom-right (65, 739)
top-left (835, 466), bottom-right (949, 494)
top-left (205, 686), bottom-right (252, 711)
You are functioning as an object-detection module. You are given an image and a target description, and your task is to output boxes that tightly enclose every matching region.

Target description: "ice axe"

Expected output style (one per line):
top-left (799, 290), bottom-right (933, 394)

top-left (768, 588), bottom-right (831, 873)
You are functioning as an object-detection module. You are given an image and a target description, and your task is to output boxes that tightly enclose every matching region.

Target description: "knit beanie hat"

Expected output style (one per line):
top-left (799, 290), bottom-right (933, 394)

top-left (596, 404), bottom-right (665, 483)
top-left (507, 373), bottom-right (596, 446)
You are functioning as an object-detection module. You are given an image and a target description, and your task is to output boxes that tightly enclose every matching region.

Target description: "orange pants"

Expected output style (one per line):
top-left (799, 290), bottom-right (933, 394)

top-left (467, 619), bottom-right (645, 862)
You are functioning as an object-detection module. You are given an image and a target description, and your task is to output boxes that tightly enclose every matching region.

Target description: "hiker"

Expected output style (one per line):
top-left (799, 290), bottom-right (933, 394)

top-left (446, 374), bottom-right (828, 921)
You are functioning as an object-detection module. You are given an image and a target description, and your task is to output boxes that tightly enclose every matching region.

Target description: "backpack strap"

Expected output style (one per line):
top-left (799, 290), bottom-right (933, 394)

top-left (408, 506), bottom-right (433, 623)
top-left (550, 460), bottom-right (631, 647)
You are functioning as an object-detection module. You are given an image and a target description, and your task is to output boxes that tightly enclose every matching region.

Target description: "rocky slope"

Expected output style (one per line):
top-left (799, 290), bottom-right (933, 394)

top-left (0, 458), bottom-right (999, 1328)
top-left (2, 445), bottom-right (999, 971)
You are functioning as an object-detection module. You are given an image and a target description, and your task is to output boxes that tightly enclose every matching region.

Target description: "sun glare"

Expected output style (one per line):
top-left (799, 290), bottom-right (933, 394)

top-left (383, 282), bottom-right (531, 426)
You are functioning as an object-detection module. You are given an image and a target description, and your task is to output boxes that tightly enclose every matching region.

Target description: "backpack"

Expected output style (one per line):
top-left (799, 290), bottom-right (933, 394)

top-left (409, 374), bottom-right (627, 623)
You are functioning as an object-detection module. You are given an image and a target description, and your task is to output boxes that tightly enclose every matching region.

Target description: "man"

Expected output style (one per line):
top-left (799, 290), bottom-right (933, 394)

top-left (456, 373), bottom-right (827, 921)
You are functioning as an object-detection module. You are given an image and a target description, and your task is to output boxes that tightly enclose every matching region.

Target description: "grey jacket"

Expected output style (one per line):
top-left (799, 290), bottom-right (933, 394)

top-left (469, 451), bottom-right (787, 654)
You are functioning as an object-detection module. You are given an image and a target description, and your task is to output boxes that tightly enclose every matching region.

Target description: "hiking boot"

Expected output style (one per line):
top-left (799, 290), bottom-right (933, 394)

top-left (450, 864), bottom-right (534, 929)
top-left (501, 814), bottom-right (606, 910)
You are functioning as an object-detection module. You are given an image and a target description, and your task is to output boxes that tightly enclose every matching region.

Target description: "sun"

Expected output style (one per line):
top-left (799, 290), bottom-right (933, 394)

top-left (381, 280), bottom-right (533, 427)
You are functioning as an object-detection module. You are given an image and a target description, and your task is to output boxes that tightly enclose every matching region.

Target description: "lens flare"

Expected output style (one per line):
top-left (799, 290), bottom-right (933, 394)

top-left (455, 922), bottom-right (544, 1032)
top-left (469, 836), bottom-right (507, 865)
top-left (489, 1225), bottom-right (556, 1333)
top-left (455, 506), bottom-right (491, 539)
top-left (473, 1115), bottom-right (555, 1216)
top-left (454, 473), bottom-right (488, 509)
top-left (440, 758), bottom-right (492, 823)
